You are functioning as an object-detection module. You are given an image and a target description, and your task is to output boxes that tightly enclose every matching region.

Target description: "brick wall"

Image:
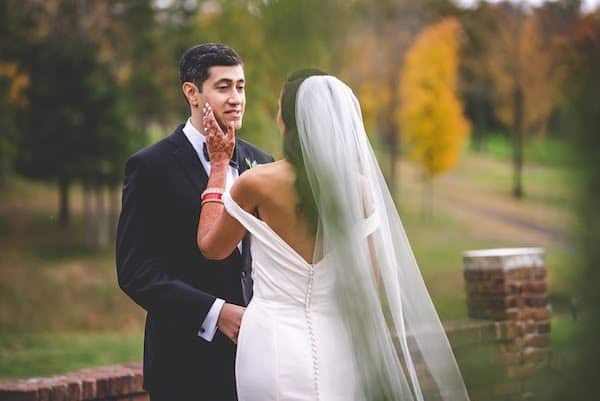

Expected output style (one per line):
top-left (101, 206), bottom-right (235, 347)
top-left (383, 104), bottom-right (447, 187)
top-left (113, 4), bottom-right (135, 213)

top-left (0, 363), bottom-right (147, 401)
top-left (0, 321), bottom-right (549, 401)
top-left (0, 248), bottom-right (552, 401)
top-left (461, 247), bottom-right (552, 401)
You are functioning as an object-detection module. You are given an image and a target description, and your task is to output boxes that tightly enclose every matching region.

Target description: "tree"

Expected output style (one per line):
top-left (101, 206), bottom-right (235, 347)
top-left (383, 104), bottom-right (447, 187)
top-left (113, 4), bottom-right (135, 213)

top-left (105, 0), bottom-right (177, 128)
top-left (184, 0), bottom-right (351, 153)
top-left (76, 65), bottom-right (144, 247)
top-left (343, 0), bottom-right (424, 198)
top-left (484, 3), bottom-right (565, 198)
top-left (399, 17), bottom-right (471, 217)
top-left (16, 34), bottom-right (110, 227)
top-left (8, 0), bottom-right (152, 236)
top-left (458, 2), bottom-right (505, 152)
top-left (344, 0), bottom-right (462, 199)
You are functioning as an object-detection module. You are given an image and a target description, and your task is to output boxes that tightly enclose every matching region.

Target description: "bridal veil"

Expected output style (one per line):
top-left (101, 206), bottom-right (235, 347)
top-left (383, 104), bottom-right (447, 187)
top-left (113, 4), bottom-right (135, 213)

top-left (294, 75), bottom-right (471, 401)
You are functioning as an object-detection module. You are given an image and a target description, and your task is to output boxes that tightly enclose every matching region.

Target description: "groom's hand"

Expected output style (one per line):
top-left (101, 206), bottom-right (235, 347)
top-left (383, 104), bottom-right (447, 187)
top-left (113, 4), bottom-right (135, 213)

top-left (217, 303), bottom-right (245, 344)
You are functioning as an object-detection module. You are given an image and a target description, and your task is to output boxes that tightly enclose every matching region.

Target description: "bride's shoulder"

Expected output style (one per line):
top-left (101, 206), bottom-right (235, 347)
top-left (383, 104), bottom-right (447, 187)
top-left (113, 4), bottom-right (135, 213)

top-left (231, 161), bottom-right (285, 211)
top-left (239, 160), bottom-right (278, 183)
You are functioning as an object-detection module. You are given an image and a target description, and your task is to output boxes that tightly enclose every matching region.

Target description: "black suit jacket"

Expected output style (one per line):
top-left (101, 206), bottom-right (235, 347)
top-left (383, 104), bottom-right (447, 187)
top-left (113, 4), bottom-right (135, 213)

top-left (116, 125), bottom-right (274, 401)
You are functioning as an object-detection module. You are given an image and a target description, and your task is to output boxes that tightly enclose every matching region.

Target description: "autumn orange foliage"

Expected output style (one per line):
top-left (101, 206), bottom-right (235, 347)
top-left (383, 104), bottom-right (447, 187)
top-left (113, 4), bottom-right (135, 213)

top-left (0, 62), bottom-right (29, 108)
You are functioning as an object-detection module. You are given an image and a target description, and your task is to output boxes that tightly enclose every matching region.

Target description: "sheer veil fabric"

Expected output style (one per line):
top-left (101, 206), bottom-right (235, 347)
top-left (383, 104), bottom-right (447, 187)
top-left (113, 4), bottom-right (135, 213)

top-left (295, 76), bottom-right (471, 401)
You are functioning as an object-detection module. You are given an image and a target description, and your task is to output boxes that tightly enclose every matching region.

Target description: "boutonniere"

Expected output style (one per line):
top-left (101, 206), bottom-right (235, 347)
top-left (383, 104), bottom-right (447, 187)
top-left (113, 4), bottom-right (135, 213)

top-left (245, 158), bottom-right (258, 169)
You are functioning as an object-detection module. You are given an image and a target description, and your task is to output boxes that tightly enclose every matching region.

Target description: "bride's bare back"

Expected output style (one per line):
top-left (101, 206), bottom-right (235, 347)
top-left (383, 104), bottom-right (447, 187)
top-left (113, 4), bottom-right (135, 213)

top-left (233, 159), bottom-right (316, 265)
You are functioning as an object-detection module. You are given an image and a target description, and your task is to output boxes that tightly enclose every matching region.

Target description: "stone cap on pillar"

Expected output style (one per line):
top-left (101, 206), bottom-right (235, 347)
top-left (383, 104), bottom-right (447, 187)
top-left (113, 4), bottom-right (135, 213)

top-left (463, 247), bottom-right (545, 270)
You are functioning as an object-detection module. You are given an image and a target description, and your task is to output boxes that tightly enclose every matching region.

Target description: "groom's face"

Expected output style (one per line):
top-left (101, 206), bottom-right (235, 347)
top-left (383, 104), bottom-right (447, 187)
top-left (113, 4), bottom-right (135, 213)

top-left (200, 65), bottom-right (246, 131)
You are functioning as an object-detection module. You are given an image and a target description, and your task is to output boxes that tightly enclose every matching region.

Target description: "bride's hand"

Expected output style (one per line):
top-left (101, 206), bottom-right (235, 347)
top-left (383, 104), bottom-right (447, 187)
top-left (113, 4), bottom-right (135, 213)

top-left (203, 103), bottom-right (235, 164)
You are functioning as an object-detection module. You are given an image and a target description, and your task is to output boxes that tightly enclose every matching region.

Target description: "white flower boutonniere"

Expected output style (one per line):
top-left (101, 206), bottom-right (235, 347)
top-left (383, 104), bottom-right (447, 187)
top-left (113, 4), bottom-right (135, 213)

top-left (245, 158), bottom-right (258, 169)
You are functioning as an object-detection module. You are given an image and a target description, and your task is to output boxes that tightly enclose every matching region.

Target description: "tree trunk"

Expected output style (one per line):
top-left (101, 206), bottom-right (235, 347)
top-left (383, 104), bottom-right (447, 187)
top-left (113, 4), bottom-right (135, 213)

top-left (512, 84), bottom-right (524, 198)
top-left (472, 97), bottom-right (487, 153)
top-left (94, 184), bottom-right (109, 248)
top-left (58, 175), bottom-right (70, 227)
top-left (109, 186), bottom-right (120, 241)
top-left (390, 72), bottom-right (402, 200)
top-left (429, 174), bottom-right (434, 221)
top-left (382, 118), bottom-right (400, 201)
top-left (82, 182), bottom-right (94, 249)
top-left (420, 172), bottom-right (434, 222)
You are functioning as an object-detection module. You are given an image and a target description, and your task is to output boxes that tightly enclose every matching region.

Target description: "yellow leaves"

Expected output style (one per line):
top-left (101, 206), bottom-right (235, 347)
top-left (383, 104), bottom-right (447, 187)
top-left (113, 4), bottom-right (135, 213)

top-left (0, 62), bottom-right (30, 108)
top-left (399, 18), bottom-right (470, 177)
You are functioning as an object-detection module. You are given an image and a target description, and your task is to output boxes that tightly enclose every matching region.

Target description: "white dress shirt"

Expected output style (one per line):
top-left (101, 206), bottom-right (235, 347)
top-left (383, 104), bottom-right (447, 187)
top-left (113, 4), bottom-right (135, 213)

top-left (183, 118), bottom-right (241, 342)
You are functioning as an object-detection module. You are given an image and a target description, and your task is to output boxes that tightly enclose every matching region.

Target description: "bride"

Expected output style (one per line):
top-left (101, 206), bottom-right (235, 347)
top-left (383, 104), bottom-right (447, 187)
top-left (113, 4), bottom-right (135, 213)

top-left (197, 70), bottom-right (470, 401)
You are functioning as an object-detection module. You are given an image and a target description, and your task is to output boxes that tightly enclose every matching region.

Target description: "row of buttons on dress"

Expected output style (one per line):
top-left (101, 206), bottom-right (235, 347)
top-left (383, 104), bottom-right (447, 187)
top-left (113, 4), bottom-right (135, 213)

top-left (304, 265), bottom-right (320, 401)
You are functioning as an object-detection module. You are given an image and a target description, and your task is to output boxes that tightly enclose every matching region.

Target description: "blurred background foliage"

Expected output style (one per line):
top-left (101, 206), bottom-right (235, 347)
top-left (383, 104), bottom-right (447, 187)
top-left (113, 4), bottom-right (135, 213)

top-left (0, 0), bottom-right (599, 399)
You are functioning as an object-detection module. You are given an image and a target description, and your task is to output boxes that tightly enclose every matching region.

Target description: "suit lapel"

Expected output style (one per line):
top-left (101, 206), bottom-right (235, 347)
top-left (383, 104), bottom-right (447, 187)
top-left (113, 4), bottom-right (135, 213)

top-left (170, 125), bottom-right (253, 302)
top-left (171, 128), bottom-right (208, 194)
top-left (172, 129), bottom-right (250, 267)
top-left (173, 129), bottom-right (248, 259)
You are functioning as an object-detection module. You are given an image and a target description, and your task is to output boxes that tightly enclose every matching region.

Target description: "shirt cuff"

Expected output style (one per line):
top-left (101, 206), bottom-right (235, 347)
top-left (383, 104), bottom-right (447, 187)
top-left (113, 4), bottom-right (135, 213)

top-left (197, 298), bottom-right (225, 342)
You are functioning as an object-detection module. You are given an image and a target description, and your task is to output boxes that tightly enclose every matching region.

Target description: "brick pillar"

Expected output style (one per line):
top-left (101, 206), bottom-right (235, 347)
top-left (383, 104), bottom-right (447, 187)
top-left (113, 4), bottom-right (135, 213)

top-left (463, 248), bottom-right (551, 400)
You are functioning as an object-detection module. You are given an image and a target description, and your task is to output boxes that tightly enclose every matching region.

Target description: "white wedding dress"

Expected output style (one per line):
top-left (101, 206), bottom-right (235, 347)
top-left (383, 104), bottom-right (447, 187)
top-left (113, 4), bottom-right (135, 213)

top-left (220, 76), bottom-right (470, 401)
top-left (224, 191), bottom-right (378, 401)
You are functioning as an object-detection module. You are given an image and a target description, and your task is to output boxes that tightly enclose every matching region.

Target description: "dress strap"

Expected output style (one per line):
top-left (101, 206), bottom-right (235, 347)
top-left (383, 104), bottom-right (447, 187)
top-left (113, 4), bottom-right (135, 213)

top-left (361, 212), bottom-right (379, 237)
top-left (358, 211), bottom-right (380, 238)
top-left (222, 191), bottom-right (273, 241)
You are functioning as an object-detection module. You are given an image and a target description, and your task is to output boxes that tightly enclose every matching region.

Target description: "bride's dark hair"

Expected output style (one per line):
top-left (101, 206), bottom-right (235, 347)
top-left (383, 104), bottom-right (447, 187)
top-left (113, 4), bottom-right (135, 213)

top-left (281, 68), bottom-right (328, 234)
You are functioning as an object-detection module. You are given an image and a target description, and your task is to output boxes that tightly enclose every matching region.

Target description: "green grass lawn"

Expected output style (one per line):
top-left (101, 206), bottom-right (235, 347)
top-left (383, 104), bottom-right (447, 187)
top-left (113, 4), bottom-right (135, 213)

top-left (0, 176), bottom-right (146, 378)
top-left (0, 141), bottom-right (580, 378)
top-left (471, 132), bottom-right (576, 168)
top-left (0, 332), bottom-right (142, 378)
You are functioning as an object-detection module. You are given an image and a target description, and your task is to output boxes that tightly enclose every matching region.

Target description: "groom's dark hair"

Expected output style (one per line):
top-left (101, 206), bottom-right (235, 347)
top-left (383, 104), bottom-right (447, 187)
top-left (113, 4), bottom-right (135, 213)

top-left (179, 43), bottom-right (242, 93)
top-left (281, 68), bottom-right (328, 234)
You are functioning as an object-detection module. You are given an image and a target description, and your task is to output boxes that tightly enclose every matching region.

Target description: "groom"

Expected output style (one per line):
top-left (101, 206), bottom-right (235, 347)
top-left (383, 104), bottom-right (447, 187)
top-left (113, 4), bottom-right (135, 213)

top-left (116, 44), bottom-right (274, 401)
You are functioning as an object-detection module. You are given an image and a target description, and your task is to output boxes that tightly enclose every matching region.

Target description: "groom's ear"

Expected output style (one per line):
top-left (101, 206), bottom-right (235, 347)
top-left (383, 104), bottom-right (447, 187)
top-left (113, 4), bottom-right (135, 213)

top-left (182, 82), bottom-right (201, 107)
